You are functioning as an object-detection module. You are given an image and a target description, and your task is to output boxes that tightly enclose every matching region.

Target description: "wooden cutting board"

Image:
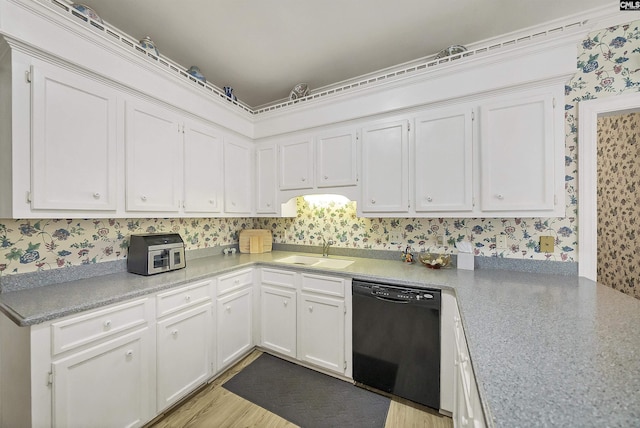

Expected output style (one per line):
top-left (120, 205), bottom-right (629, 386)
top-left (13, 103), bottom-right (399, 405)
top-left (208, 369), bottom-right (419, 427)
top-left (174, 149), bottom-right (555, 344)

top-left (239, 229), bottom-right (273, 253)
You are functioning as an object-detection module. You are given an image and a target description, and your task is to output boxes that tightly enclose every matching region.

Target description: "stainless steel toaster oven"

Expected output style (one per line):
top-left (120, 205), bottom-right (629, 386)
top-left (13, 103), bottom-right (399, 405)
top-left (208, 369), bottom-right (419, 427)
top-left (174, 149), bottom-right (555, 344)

top-left (127, 233), bottom-right (186, 275)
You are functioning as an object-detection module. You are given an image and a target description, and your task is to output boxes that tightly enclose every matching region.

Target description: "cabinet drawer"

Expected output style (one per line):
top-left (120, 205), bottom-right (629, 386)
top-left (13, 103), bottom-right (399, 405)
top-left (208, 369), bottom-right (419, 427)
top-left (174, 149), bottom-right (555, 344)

top-left (261, 268), bottom-right (296, 289)
top-left (300, 273), bottom-right (345, 297)
top-left (51, 299), bottom-right (150, 355)
top-left (156, 280), bottom-right (212, 318)
top-left (217, 268), bottom-right (253, 295)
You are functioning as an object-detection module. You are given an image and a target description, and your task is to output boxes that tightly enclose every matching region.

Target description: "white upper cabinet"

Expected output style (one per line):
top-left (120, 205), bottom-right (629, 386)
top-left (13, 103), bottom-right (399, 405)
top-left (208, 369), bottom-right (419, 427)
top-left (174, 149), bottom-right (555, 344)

top-left (30, 60), bottom-right (117, 211)
top-left (256, 143), bottom-right (277, 214)
top-left (316, 128), bottom-right (358, 188)
top-left (279, 137), bottom-right (314, 190)
top-left (479, 92), bottom-right (558, 213)
top-left (414, 108), bottom-right (473, 213)
top-left (125, 98), bottom-right (182, 212)
top-left (224, 135), bottom-right (254, 214)
top-left (360, 119), bottom-right (409, 213)
top-left (183, 121), bottom-right (223, 213)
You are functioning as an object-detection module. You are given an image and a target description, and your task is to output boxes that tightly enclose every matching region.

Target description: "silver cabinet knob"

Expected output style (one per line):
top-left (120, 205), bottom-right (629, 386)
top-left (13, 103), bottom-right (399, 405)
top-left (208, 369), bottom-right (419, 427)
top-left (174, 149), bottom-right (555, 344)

top-left (371, 199), bottom-right (376, 204)
top-left (324, 175), bottom-right (328, 180)
top-left (125, 350), bottom-right (133, 357)
top-left (301, 177), bottom-right (306, 182)
top-left (426, 196), bottom-right (433, 202)
top-left (283, 300), bottom-right (288, 307)
top-left (266, 202), bottom-right (271, 207)
top-left (171, 329), bottom-right (178, 336)
top-left (93, 192), bottom-right (101, 199)
top-left (141, 195), bottom-right (147, 201)
top-left (496, 194), bottom-right (504, 200)
top-left (103, 320), bottom-right (112, 329)
top-left (308, 306), bottom-right (313, 312)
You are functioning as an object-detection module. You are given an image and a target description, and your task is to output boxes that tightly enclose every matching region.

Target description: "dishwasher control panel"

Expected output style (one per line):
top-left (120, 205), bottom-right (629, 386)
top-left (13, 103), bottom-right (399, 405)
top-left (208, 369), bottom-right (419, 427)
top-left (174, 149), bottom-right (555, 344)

top-left (371, 285), bottom-right (435, 301)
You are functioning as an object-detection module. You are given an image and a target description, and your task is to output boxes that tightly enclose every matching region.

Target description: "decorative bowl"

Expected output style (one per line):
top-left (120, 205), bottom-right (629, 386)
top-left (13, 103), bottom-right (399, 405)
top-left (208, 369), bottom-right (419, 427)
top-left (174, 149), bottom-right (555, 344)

top-left (187, 66), bottom-right (206, 83)
top-left (290, 83), bottom-right (309, 100)
top-left (71, 3), bottom-right (103, 23)
top-left (435, 45), bottom-right (467, 60)
top-left (419, 253), bottom-right (451, 269)
top-left (139, 36), bottom-right (159, 56)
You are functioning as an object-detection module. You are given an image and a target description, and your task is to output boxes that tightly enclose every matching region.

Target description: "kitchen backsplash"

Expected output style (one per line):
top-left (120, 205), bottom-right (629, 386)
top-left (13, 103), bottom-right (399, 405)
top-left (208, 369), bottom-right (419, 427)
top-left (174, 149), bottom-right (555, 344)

top-left (2, 20), bottom-right (640, 277)
top-left (0, 218), bottom-right (253, 275)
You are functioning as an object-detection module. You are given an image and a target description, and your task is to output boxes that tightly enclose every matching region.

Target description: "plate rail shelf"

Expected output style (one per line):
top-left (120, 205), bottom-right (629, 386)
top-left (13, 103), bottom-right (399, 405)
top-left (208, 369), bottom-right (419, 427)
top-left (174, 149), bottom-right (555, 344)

top-left (42, 0), bottom-right (585, 116)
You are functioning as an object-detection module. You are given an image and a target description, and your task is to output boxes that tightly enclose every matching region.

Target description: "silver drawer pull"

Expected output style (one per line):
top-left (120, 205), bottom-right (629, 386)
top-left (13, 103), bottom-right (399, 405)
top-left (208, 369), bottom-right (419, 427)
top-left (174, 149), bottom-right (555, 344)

top-left (93, 192), bottom-right (101, 199)
top-left (171, 329), bottom-right (178, 336)
top-left (103, 320), bottom-right (112, 328)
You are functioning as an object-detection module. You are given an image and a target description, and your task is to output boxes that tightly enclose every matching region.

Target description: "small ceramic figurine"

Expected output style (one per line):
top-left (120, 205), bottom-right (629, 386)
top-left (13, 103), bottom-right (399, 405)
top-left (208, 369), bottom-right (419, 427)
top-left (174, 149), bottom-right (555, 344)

top-left (401, 245), bottom-right (414, 263)
top-left (223, 86), bottom-right (237, 101)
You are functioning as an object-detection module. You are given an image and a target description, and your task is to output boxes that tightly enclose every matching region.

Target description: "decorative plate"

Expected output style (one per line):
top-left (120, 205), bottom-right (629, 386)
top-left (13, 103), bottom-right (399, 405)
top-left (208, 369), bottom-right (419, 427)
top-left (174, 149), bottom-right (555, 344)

top-left (435, 45), bottom-right (467, 60)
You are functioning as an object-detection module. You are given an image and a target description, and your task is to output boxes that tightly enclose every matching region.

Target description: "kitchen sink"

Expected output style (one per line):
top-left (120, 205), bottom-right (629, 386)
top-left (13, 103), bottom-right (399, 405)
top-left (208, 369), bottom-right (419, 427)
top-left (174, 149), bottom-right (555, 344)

top-left (274, 255), bottom-right (355, 269)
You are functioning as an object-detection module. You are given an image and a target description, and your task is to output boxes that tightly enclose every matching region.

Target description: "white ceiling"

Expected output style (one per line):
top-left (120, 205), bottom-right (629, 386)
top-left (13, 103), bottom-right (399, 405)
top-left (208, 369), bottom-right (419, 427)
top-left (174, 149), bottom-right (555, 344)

top-left (78, 0), bottom-right (613, 107)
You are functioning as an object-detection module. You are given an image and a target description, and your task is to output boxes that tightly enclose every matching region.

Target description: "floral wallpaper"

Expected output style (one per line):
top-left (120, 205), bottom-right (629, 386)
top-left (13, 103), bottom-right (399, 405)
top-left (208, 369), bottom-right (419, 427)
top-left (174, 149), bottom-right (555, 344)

top-left (254, 198), bottom-right (575, 260)
top-left (597, 113), bottom-right (640, 299)
top-left (0, 218), bottom-right (253, 276)
top-left (2, 19), bottom-right (640, 279)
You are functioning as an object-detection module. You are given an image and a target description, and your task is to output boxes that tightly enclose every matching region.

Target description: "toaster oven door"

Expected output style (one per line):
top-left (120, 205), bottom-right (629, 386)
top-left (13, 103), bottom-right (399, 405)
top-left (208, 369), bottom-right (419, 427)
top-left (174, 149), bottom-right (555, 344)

top-left (170, 248), bottom-right (186, 270)
top-left (148, 248), bottom-right (171, 274)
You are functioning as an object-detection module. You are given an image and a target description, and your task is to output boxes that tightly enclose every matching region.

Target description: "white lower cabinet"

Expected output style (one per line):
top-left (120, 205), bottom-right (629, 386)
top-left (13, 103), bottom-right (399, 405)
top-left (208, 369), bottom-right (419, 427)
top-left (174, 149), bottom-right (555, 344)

top-left (216, 269), bottom-right (254, 371)
top-left (46, 298), bottom-right (155, 428)
top-left (52, 328), bottom-right (153, 428)
top-left (297, 273), bottom-right (347, 374)
top-left (156, 279), bottom-right (214, 412)
top-left (258, 268), bottom-right (350, 376)
top-left (298, 292), bottom-right (345, 373)
top-left (453, 303), bottom-right (486, 428)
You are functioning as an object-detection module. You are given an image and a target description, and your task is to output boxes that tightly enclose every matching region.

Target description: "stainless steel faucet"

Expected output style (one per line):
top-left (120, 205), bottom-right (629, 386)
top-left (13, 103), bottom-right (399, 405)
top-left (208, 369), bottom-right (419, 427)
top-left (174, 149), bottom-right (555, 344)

top-left (322, 238), bottom-right (334, 257)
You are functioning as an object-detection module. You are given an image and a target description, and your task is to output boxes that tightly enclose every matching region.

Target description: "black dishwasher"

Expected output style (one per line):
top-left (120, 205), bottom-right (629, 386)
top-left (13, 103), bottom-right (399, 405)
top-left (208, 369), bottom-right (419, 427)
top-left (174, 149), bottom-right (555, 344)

top-left (352, 279), bottom-right (441, 410)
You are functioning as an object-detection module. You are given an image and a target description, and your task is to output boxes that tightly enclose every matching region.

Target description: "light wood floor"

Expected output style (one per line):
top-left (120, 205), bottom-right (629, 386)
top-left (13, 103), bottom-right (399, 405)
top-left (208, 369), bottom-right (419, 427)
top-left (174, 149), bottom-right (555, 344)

top-left (148, 350), bottom-right (453, 428)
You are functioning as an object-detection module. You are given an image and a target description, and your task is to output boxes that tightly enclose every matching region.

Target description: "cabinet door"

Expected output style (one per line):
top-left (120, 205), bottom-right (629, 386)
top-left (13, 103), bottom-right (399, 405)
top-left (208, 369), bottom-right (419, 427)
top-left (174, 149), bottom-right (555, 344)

top-left (414, 109), bottom-right (473, 212)
top-left (125, 99), bottom-right (182, 212)
top-left (157, 303), bottom-right (213, 411)
top-left (52, 328), bottom-right (153, 428)
top-left (279, 138), bottom-right (313, 190)
top-left (479, 94), bottom-right (555, 212)
top-left (260, 286), bottom-right (296, 357)
top-left (298, 292), bottom-right (345, 373)
top-left (217, 287), bottom-right (253, 370)
top-left (183, 121), bottom-right (223, 213)
top-left (31, 61), bottom-right (117, 211)
top-left (316, 128), bottom-right (357, 188)
top-left (360, 120), bottom-right (409, 212)
top-left (256, 144), bottom-right (277, 214)
top-left (224, 136), bottom-right (253, 214)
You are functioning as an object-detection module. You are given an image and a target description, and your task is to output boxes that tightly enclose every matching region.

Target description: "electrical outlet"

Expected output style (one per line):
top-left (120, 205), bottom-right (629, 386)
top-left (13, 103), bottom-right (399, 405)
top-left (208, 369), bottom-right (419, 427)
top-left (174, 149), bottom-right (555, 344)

top-left (496, 234), bottom-right (507, 248)
top-left (539, 236), bottom-right (554, 253)
top-left (390, 232), bottom-right (402, 244)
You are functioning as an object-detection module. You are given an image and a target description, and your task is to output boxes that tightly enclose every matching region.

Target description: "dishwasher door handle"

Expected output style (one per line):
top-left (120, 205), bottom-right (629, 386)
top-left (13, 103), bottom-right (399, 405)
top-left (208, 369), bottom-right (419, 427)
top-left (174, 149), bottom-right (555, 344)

top-left (373, 295), bottom-right (410, 304)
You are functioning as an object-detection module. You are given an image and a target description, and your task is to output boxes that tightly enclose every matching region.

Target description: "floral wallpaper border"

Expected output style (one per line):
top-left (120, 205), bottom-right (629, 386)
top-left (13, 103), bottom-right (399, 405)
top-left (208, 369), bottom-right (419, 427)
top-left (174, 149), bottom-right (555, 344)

top-left (2, 19), bottom-right (640, 279)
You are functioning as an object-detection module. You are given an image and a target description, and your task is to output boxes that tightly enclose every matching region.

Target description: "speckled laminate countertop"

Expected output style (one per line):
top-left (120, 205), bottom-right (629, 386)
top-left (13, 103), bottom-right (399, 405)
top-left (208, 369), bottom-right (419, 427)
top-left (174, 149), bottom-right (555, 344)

top-left (1, 251), bottom-right (639, 428)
